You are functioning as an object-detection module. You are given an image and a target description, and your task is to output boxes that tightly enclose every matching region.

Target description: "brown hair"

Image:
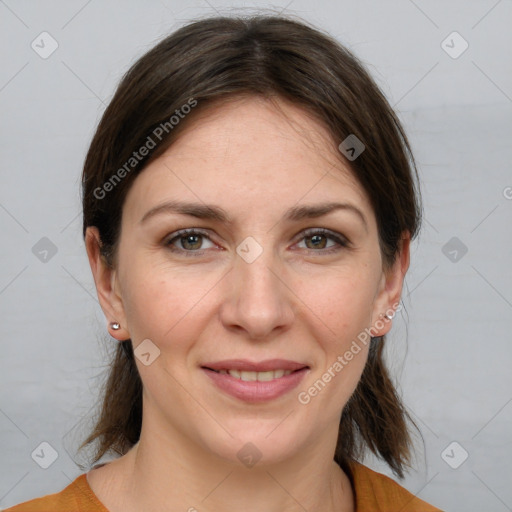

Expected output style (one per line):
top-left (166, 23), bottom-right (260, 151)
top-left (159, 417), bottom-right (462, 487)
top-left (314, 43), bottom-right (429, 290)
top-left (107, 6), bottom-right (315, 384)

top-left (78, 14), bottom-right (422, 479)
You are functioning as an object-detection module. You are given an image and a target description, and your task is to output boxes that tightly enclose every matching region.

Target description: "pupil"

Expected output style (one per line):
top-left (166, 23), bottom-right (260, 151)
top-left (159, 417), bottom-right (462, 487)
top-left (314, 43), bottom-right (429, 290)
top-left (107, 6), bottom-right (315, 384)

top-left (183, 235), bottom-right (200, 249)
top-left (309, 234), bottom-right (325, 249)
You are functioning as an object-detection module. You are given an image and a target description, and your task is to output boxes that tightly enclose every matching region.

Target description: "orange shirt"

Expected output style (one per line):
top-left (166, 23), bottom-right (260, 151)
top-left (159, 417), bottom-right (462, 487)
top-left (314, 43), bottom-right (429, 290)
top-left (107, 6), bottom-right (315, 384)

top-left (3, 461), bottom-right (442, 511)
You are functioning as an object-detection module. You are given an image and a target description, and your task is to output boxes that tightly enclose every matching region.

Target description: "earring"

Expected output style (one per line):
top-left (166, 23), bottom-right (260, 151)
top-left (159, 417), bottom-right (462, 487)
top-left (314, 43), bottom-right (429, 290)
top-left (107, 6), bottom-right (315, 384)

top-left (110, 322), bottom-right (121, 330)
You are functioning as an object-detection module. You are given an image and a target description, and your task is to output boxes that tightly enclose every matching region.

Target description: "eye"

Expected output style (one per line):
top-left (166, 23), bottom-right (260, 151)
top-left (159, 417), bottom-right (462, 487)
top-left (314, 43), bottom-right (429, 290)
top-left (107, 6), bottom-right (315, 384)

top-left (164, 227), bottom-right (349, 257)
top-left (295, 228), bottom-right (349, 254)
top-left (165, 229), bottom-right (217, 256)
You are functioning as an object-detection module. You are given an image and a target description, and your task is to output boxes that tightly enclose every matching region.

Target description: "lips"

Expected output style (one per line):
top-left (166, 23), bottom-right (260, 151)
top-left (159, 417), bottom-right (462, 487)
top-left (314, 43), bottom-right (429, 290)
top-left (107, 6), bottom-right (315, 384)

top-left (201, 359), bottom-right (308, 372)
top-left (201, 359), bottom-right (310, 402)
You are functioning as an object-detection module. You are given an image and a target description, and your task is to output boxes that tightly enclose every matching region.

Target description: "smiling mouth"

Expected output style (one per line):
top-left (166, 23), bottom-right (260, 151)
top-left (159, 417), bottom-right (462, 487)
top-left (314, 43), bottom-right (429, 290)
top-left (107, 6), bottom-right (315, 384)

top-left (202, 368), bottom-right (305, 381)
top-left (200, 362), bottom-right (310, 402)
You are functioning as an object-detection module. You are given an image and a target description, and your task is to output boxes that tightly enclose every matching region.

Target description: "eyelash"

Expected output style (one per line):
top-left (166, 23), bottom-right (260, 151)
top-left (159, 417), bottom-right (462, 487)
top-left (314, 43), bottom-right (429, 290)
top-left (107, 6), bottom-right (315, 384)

top-left (164, 228), bottom-right (349, 257)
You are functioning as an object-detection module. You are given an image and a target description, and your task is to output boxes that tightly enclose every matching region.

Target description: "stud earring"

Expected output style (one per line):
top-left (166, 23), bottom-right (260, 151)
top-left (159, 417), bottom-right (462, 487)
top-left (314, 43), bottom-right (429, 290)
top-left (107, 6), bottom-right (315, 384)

top-left (110, 322), bottom-right (121, 330)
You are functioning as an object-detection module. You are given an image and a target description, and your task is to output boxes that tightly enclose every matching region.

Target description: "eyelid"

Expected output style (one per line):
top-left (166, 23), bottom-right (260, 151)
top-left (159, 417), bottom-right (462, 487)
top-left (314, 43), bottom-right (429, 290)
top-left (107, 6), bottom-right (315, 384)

top-left (297, 227), bottom-right (350, 246)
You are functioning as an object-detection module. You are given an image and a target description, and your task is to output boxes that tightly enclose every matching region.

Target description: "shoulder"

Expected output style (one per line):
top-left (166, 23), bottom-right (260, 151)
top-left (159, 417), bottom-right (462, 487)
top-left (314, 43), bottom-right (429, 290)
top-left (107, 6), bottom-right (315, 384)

top-left (2, 474), bottom-right (108, 512)
top-left (349, 461), bottom-right (443, 512)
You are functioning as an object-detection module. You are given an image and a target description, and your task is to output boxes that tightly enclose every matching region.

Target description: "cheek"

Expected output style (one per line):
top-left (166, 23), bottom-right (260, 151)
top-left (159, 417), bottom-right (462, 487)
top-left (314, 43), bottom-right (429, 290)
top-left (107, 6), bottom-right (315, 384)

top-left (299, 269), bottom-right (376, 403)
top-left (119, 257), bottom-right (220, 345)
top-left (307, 266), bottom-right (379, 340)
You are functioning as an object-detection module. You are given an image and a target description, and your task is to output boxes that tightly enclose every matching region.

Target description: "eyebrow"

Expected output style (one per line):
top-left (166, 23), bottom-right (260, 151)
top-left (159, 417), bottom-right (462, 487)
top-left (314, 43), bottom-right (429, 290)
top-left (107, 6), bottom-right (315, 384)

top-left (140, 200), bottom-right (368, 231)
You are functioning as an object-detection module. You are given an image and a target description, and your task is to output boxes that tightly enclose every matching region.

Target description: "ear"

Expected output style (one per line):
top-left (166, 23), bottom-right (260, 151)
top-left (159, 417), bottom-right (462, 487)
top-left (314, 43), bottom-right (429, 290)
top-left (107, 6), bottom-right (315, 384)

top-left (85, 226), bottom-right (130, 341)
top-left (370, 231), bottom-right (411, 337)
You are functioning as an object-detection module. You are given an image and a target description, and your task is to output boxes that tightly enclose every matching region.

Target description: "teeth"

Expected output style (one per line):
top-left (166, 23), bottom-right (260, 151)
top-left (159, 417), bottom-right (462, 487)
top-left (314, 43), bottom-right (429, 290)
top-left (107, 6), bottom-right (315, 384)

top-left (240, 371), bottom-right (257, 381)
top-left (223, 369), bottom-right (293, 381)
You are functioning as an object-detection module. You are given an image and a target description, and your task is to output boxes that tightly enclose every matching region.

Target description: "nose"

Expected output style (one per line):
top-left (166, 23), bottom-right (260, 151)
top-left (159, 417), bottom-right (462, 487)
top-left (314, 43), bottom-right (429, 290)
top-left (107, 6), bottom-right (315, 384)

top-left (219, 243), bottom-right (295, 341)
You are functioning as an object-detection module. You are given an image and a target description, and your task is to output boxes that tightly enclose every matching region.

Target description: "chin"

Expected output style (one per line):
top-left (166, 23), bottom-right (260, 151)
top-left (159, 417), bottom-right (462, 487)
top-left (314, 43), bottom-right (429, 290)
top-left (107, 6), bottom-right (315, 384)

top-left (200, 420), bottom-right (307, 468)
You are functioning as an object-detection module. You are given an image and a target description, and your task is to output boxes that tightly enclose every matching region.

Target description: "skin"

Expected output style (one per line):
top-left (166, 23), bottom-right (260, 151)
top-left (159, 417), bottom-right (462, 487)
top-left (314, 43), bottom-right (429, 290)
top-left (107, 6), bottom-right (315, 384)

top-left (85, 95), bottom-right (410, 512)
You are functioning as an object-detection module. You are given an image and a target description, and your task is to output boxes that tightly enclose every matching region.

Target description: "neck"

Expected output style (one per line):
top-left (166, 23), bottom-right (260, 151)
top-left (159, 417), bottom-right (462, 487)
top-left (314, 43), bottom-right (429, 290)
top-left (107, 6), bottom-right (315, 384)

top-left (126, 445), bottom-right (352, 512)
top-left (90, 413), bottom-right (354, 512)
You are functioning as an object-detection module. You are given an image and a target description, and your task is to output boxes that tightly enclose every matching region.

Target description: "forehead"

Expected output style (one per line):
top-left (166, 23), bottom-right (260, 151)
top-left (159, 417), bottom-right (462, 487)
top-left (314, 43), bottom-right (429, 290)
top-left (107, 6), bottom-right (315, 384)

top-left (122, 96), bottom-right (374, 227)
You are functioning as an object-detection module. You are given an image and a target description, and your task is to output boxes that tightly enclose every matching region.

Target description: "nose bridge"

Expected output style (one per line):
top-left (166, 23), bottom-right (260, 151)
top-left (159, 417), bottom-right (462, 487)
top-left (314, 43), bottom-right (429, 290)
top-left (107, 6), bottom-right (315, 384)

top-left (222, 235), bottom-right (294, 338)
top-left (237, 241), bottom-right (277, 297)
top-left (236, 235), bottom-right (281, 302)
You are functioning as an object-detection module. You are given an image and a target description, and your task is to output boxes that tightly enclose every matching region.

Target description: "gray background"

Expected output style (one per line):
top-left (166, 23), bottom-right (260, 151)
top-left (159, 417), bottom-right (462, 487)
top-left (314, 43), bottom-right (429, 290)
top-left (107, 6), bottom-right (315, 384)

top-left (1, 1), bottom-right (511, 511)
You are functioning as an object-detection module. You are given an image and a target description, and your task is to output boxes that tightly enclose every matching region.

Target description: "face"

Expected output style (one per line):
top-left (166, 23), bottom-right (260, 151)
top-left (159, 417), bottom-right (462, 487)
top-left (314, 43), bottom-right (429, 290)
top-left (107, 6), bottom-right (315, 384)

top-left (87, 96), bottom-right (408, 468)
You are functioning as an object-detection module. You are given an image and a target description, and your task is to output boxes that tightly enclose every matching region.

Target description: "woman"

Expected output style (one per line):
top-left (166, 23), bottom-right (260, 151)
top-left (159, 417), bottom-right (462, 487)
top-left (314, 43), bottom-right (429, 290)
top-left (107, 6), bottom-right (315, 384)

top-left (5, 14), bottom-right (442, 512)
